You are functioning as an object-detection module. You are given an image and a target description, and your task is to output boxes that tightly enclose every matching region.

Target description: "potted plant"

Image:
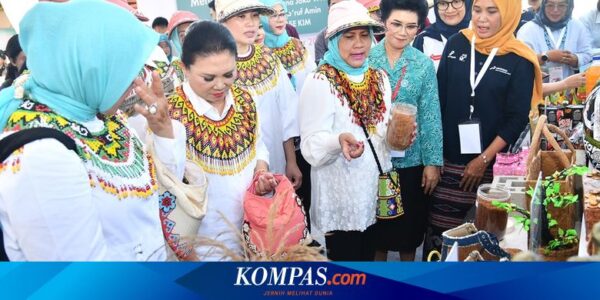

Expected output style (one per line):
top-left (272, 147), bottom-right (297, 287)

top-left (493, 165), bottom-right (588, 261)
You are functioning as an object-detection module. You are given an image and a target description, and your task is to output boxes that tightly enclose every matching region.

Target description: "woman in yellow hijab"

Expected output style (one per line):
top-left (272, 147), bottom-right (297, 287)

top-left (423, 0), bottom-right (542, 256)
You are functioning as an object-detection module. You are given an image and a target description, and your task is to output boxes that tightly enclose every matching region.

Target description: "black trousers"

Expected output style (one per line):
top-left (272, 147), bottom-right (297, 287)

top-left (0, 228), bottom-right (8, 261)
top-left (325, 226), bottom-right (376, 261)
top-left (295, 149), bottom-right (312, 231)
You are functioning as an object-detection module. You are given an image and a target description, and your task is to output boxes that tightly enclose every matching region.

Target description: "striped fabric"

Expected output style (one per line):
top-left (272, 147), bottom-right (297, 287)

top-left (422, 161), bottom-right (493, 259)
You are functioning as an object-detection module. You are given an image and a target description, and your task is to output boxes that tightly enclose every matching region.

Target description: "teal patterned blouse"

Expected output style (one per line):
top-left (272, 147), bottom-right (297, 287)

top-left (369, 43), bottom-right (443, 168)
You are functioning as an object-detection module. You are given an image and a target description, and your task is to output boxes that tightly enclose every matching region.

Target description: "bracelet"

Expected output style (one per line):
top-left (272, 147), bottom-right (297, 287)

top-left (480, 154), bottom-right (489, 165)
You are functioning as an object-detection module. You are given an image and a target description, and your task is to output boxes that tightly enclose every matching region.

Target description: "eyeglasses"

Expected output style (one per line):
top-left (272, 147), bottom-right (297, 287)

top-left (436, 0), bottom-right (465, 11)
top-left (544, 2), bottom-right (568, 11)
top-left (389, 23), bottom-right (420, 33)
top-left (269, 11), bottom-right (289, 20)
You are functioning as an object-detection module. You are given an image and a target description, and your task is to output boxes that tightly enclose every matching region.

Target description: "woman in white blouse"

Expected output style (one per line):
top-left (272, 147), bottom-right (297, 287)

top-left (216, 0), bottom-right (303, 188)
top-left (259, 0), bottom-right (317, 93)
top-left (167, 21), bottom-right (277, 260)
top-left (517, 0), bottom-right (592, 82)
top-left (299, 1), bottom-right (412, 261)
top-left (580, 0), bottom-right (600, 49)
top-left (0, 1), bottom-right (186, 261)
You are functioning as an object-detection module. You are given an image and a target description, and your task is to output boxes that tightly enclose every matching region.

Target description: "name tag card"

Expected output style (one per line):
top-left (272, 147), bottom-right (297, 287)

top-left (458, 121), bottom-right (482, 154)
top-left (549, 66), bottom-right (563, 83)
top-left (390, 150), bottom-right (406, 158)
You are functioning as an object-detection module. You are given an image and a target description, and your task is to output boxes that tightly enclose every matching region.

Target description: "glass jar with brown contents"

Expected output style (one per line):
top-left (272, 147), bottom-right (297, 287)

top-left (475, 184), bottom-right (511, 241)
top-left (386, 103), bottom-right (416, 150)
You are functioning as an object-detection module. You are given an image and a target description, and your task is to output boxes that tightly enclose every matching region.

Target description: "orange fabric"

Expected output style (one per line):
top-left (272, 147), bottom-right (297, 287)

top-left (461, 0), bottom-right (543, 108)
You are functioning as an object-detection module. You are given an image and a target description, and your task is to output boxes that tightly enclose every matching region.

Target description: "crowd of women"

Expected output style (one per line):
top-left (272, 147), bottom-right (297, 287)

top-left (0, 0), bottom-right (597, 261)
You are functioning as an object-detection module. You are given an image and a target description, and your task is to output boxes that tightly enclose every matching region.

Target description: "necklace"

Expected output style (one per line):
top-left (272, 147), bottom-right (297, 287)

top-left (316, 64), bottom-right (387, 134)
top-left (168, 85), bottom-right (258, 175)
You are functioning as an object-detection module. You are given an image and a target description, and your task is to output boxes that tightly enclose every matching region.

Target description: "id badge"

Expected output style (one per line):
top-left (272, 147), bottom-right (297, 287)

top-left (390, 150), bottom-right (406, 158)
top-left (549, 66), bottom-right (563, 83)
top-left (458, 120), bottom-right (482, 154)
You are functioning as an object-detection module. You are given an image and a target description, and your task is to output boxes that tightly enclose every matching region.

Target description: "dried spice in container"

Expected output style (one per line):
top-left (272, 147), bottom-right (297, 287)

top-left (386, 103), bottom-right (416, 150)
top-left (475, 184), bottom-right (510, 241)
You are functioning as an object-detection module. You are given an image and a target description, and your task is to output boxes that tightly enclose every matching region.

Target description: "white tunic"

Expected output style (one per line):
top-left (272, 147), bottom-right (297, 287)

top-left (517, 19), bottom-right (593, 80)
top-left (181, 83), bottom-right (269, 260)
top-left (237, 46), bottom-right (299, 175)
top-left (299, 69), bottom-right (392, 233)
top-left (290, 58), bottom-right (316, 97)
top-left (0, 112), bottom-right (186, 261)
top-left (580, 10), bottom-right (600, 50)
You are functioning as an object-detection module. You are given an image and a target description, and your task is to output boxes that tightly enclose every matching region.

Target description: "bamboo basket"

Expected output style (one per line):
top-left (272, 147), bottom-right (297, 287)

top-left (526, 115), bottom-right (577, 240)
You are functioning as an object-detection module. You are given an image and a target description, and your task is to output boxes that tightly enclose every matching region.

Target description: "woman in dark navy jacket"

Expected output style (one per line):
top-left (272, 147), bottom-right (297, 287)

top-left (423, 0), bottom-right (543, 256)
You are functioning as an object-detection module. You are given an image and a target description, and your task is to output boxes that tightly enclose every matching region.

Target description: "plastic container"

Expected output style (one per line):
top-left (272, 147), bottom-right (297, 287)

top-left (386, 103), bottom-right (417, 150)
top-left (474, 184), bottom-right (511, 241)
top-left (586, 52), bottom-right (600, 96)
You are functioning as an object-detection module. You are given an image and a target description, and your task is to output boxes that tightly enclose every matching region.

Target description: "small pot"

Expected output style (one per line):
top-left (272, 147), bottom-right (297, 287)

top-left (537, 243), bottom-right (579, 261)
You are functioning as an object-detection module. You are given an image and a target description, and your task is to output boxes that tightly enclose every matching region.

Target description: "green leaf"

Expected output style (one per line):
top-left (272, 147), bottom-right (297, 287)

top-left (514, 216), bottom-right (530, 231)
top-left (558, 228), bottom-right (564, 237)
top-left (567, 165), bottom-right (590, 176)
top-left (563, 194), bottom-right (578, 205)
top-left (547, 239), bottom-right (561, 250)
top-left (566, 229), bottom-right (577, 237)
top-left (548, 219), bottom-right (558, 228)
top-left (492, 201), bottom-right (514, 212)
top-left (554, 197), bottom-right (564, 208)
top-left (552, 183), bottom-right (560, 194)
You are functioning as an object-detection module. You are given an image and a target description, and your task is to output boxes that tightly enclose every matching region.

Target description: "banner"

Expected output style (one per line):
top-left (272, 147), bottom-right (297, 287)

top-left (175, 0), bottom-right (328, 35)
top-left (0, 262), bottom-right (598, 299)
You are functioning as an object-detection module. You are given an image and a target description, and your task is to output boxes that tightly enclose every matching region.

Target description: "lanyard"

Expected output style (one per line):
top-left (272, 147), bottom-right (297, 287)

top-left (391, 66), bottom-right (408, 101)
top-left (470, 36), bottom-right (498, 99)
top-left (544, 26), bottom-right (567, 50)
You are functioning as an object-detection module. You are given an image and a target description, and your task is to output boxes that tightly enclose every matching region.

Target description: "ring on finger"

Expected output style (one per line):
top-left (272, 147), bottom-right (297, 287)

top-left (147, 103), bottom-right (158, 115)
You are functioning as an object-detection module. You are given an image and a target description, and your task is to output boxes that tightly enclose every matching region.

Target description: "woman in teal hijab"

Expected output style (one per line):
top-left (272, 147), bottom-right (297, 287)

top-left (0, 0), bottom-right (185, 261)
top-left (260, 0), bottom-right (291, 48)
top-left (259, 0), bottom-right (315, 92)
top-left (0, 0), bottom-right (167, 127)
top-left (297, 0), bottom-right (416, 261)
top-left (159, 34), bottom-right (173, 62)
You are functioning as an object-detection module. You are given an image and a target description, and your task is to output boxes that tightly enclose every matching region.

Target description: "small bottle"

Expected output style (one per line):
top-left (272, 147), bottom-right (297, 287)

top-left (586, 51), bottom-right (600, 96)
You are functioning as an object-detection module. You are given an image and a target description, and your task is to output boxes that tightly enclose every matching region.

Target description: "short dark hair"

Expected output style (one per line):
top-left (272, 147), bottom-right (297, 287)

top-left (182, 21), bottom-right (237, 67)
top-left (380, 0), bottom-right (429, 28)
top-left (5, 34), bottom-right (21, 62)
top-left (2, 34), bottom-right (24, 89)
top-left (152, 17), bottom-right (168, 29)
top-left (208, 0), bottom-right (215, 10)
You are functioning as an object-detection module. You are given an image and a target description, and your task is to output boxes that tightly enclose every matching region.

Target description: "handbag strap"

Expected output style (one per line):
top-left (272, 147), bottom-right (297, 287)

top-left (355, 112), bottom-right (401, 190)
top-left (0, 127), bottom-right (78, 262)
top-left (0, 127), bottom-right (77, 162)
top-left (357, 119), bottom-right (385, 176)
top-left (340, 71), bottom-right (399, 187)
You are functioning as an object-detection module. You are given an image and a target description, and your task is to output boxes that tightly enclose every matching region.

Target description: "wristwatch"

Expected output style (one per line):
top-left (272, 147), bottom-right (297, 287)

top-left (541, 52), bottom-right (549, 63)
